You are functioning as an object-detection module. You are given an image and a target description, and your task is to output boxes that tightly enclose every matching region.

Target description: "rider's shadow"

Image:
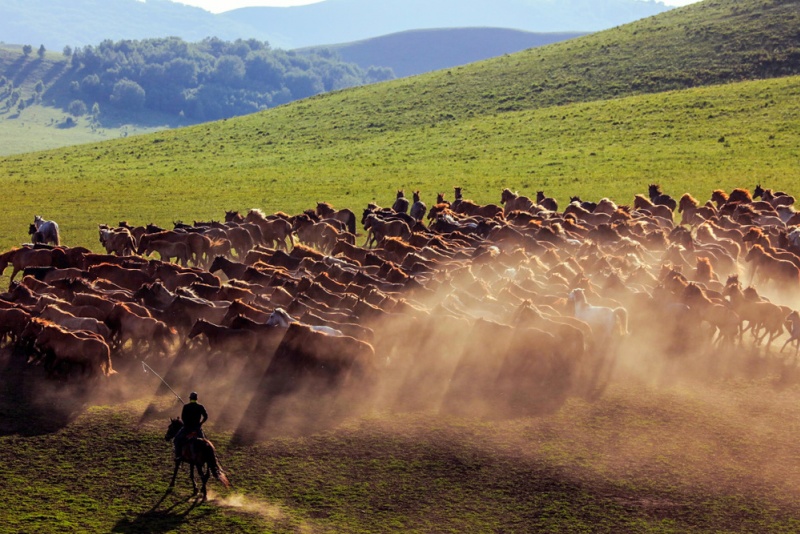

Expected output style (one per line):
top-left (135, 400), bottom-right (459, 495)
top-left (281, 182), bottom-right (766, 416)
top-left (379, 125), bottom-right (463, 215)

top-left (111, 491), bottom-right (213, 533)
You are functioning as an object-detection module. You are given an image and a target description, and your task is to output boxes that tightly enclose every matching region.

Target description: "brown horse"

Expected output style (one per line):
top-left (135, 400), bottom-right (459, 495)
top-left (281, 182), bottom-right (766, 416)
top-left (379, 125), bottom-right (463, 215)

top-left (363, 214), bottom-right (412, 248)
top-left (245, 209), bottom-right (294, 250)
top-left (0, 247), bottom-right (55, 285)
top-left (165, 418), bottom-right (230, 499)
top-left (677, 194), bottom-right (715, 226)
top-left (25, 318), bottom-right (114, 378)
top-left (724, 281), bottom-right (784, 349)
top-left (315, 202), bottom-right (357, 235)
top-left (745, 244), bottom-right (800, 291)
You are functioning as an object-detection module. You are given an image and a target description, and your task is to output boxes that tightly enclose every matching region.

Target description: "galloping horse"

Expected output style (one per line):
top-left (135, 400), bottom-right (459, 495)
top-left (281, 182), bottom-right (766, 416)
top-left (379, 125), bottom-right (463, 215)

top-left (316, 202), bottom-right (357, 235)
top-left (30, 216), bottom-right (60, 245)
top-left (165, 418), bottom-right (230, 499)
top-left (266, 307), bottom-right (343, 336)
top-left (568, 288), bottom-right (628, 342)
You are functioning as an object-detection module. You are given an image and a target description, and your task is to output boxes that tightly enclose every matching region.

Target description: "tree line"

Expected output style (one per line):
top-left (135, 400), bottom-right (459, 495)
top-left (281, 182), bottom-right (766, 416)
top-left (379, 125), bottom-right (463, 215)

top-left (64, 37), bottom-right (394, 122)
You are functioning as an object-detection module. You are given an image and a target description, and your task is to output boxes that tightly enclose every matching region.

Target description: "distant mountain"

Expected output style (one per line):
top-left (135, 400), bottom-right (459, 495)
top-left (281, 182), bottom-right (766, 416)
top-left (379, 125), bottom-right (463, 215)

top-left (0, 0), bottom-right (671, 51)
top-left (302, 28), bottom-right (586, 79)
top-left (222, 0), bottom-right (670, 49)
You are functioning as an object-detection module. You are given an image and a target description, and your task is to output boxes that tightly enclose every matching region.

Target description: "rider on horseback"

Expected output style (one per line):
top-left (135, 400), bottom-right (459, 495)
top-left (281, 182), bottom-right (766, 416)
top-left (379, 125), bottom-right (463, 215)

top-left (173, 391), bottom-right (208, 461)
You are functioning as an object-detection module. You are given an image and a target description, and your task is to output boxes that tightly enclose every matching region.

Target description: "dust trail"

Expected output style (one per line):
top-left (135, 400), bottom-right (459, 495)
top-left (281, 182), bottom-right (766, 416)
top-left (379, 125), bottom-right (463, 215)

top-left (206, 489), bottom-right (318, 533)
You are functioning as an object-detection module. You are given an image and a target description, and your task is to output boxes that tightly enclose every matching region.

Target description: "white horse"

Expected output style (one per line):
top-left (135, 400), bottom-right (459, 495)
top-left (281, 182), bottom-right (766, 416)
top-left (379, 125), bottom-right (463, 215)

top-left (568, 288), bottom-right (628, 340)
top-left (265, 308), bottom-right (344, 336)
top-left (780, 311), bottom-right (800, 356)
top-left (31, 215), bottom-right (60, 245)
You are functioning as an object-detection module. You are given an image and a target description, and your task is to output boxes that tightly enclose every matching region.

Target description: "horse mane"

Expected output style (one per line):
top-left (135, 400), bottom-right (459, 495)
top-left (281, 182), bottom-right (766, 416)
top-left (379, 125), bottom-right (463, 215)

top-left (679, 193), bottom-right (700, 208)
top-left (247, 208), bottom-right (266, 219)
top-left (729, 188), bottom-right (753, 203)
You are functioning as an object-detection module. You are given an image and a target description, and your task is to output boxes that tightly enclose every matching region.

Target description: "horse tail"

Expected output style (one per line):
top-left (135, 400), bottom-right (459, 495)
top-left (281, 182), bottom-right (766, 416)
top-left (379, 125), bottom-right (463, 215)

top-left (53, 223), bottom-right (61, 246)
top-left (207, 442), bottom-right (231, 488)
top-left (614, 307), bottom-right (629, 336)
top-left (346, 212), bottom-right (356, 235)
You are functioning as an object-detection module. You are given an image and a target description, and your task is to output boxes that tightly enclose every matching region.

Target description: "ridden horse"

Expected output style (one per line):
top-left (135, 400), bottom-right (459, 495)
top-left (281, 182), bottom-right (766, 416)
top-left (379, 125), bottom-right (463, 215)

top-left (567, 288), bottom-right (628, 342)
top-left (164, 418), bottom-right (230, 500)
top-left (266, 307), bottom-right (343, 336)
top-left (31, 216), bottom-right (61, 245)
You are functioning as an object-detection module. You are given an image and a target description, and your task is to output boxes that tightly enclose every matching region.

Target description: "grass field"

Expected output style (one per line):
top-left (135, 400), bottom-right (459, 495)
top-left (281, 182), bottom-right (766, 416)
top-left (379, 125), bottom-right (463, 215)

top-left (4, 352), bottom-right (800, 533)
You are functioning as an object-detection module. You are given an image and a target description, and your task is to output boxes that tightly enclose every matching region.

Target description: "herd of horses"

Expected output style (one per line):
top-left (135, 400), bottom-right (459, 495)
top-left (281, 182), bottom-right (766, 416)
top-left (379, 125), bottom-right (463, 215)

top-left (1, 184), bottom-right (800, 405)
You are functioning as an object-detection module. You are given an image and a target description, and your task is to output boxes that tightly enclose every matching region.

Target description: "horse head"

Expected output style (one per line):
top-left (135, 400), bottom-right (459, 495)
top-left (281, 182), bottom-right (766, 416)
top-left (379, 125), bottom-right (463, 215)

top-left (165, 418), bottom-right (183, 441)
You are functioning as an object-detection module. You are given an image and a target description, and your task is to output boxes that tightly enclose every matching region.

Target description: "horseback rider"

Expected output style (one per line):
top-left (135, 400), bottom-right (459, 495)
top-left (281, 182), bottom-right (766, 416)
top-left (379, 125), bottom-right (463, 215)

top-left (173, 391), bottom-right (208, 461)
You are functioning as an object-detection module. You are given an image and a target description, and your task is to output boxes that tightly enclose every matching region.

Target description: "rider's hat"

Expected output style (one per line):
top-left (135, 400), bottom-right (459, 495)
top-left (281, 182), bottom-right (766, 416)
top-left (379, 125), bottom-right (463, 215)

top-left (189, 391), bottom-right (198, 400)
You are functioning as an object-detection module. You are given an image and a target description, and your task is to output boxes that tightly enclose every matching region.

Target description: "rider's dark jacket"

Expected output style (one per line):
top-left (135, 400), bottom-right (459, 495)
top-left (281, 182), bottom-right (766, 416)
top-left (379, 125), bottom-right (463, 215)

top-left (181, 400), bottom-right (208, 431)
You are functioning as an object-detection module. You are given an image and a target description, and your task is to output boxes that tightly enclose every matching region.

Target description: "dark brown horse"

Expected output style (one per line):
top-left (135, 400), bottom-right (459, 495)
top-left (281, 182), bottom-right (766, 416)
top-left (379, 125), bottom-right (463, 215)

top-left (165, 418), bottom-right (230, 499)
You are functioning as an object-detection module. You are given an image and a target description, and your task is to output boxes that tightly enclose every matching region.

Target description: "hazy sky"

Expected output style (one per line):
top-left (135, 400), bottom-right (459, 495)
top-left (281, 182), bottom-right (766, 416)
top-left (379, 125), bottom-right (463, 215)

top-left (177, 0), bottom-right (703, 14)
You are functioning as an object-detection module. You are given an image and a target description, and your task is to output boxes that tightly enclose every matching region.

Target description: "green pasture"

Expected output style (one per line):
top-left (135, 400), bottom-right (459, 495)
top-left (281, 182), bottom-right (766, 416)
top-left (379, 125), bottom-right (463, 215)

top-left (0, 74), bottom-right (798, 254)
top-left (3, 378), bottom-right (800, 533)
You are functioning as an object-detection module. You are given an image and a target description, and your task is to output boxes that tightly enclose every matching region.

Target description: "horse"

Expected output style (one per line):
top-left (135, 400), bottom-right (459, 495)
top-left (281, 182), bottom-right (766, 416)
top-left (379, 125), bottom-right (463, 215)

top-left (745, 244), bottom-right (800, 291)
top-left (677, 193), bottom-right (715, 226)
top-left (392, 190), bottom-right (410, 214)
top-left (780, 311), bottom-right (800, 357)
top-left (25, 318), bottom-right (114, 378)
top-left (164, 418), bottom-right (230, 499)
top-left (363, 214), bottom-right (412, 248)
top-left (187, 318), bottom-right (259, 356)
top-left (536, 191), bottom-right (558, 212)
top-left (567, 288), bottom-right (628, 342)
top-left (315, 202), bottom-right (357, 235)
top-left (266, 307), bottom-right (343, 336)
top-left (99, 225), bottom-right (136, 256)
top-left (647, 184), bottom-right (677, 212)
top-left (409, 191), bottom-right (427, 222)
top-left (31, 216), bottom-right (60, 245)
top-left (245, 209), bottom-right (294, 250)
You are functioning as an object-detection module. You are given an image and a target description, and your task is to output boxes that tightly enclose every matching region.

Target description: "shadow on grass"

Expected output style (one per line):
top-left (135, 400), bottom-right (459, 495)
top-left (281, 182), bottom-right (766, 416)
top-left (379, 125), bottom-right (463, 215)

top-left (111, 490), bottom-right (213, 534)
top-left (0, 347), bottom-right (88, 436)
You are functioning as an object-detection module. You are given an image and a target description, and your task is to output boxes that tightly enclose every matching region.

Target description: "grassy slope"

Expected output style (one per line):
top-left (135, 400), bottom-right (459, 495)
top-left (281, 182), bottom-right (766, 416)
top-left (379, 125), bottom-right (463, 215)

top-left (0, 74), bottom-right (797, 253)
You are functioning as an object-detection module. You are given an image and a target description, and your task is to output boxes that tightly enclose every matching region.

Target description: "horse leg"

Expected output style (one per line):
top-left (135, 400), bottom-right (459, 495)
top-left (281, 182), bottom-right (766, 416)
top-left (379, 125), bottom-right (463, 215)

top-left (189, 463), bottom-right (198, 495)
top-left (169, 459), bottom-right (180, 489)
top-left (201, 464), bottom-right (210, 500)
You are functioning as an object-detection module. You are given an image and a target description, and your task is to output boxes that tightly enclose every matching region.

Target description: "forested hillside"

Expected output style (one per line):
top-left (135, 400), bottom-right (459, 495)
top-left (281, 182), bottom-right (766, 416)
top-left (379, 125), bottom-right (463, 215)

top-left (33, 38), bottom-right (393, 122)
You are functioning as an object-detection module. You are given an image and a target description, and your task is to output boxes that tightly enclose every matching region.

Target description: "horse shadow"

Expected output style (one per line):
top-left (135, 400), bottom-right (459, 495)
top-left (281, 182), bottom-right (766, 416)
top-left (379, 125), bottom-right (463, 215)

top-left (111, 491), bottom-right (213, 534)
top-left (0, 348), bottom-right (88, 436)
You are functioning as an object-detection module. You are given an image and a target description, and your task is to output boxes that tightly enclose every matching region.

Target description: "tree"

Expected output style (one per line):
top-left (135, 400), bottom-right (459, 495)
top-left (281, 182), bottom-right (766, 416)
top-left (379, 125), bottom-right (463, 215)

top-left (68, 100), bottom-right (87, 116)
top-left (213, 55), bottom-right (246, 86)
top-left (63, 45), bottom-right (72, 57)
top-left (22, 45), bottom-right (32, 56)
top-left (34, 81), bottom-right (44, 103)
top-left (110, 79), bottom-right (145, 111)
top-left (37, 45), bottom-right (46, 59)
